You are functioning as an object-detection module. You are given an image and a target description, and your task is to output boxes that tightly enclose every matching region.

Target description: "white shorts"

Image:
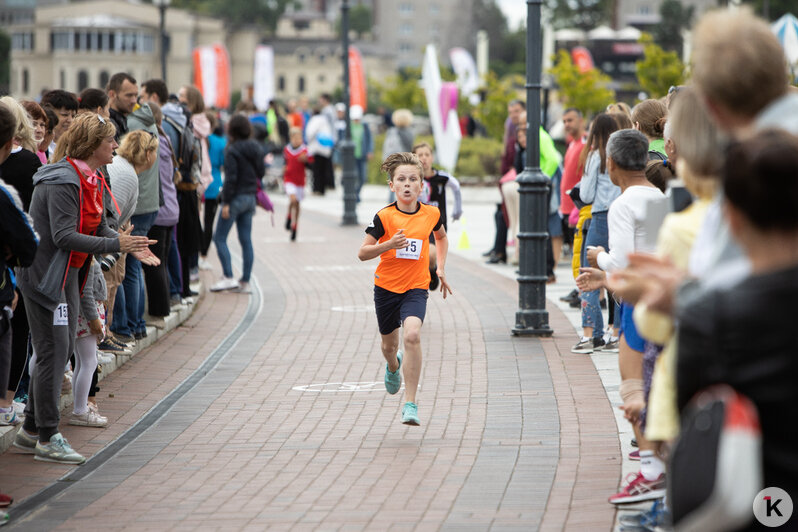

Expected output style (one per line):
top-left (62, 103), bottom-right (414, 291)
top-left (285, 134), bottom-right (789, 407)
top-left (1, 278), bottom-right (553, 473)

top-left (284, 182), bottom-right (305, 201)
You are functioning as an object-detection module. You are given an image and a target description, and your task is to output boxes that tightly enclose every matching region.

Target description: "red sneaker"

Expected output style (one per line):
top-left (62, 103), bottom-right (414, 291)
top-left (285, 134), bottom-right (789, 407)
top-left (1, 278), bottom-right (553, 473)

top-left (0, 493), bottom-right (12, 507)
top-left (608, 472), bottom-right (666, 504)
top-left (629, 450), bottom-right (640, 460)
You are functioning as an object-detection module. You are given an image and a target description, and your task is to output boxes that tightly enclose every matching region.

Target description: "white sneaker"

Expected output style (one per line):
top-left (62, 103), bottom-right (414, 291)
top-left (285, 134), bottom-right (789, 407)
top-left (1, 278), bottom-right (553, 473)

top-left (231, 282), bottom-right (251, 294)
top-left (69, 410), bottom-right (108, 428)
top-left (97, 353), bottom-right (115, 365)
top-left (198, 258), bottom-right (213, 271)
top-left (210, 277), bottom-right (239, 292)
top-left (12, 400), bottom-right (26, 418)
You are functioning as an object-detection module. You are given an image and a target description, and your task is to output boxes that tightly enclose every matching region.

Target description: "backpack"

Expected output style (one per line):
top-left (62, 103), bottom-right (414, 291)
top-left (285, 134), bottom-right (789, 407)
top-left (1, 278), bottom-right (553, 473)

top-left (669, 384), bottom-right (762, 531)
top-left (164, 115), bottom-right (201, 186)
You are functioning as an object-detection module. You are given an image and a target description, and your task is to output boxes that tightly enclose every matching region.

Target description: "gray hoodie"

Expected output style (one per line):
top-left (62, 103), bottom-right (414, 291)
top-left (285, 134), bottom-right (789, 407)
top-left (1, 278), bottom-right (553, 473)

top-left (80, 258), bottom-right (107, 321)
top-left (127, 103), bottom-right (162, 216)
top-left (17, 159), bottom-right (119, 311)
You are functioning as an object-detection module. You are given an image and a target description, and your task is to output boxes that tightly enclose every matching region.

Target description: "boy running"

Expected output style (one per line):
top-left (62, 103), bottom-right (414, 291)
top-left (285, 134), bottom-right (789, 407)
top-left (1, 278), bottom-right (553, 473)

top-left (283, 127), bottom-right (308, 241)
top-left (358, 152), bottom-right (453, 426)
top-left (412, 142), bottom-right (462, 291)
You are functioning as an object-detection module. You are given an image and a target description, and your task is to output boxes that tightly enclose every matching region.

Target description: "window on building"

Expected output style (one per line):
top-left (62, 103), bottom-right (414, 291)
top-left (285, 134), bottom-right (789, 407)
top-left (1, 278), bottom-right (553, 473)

top-left (298, 53), bottom-right (305, 63)
top-left (11, 32), bottom-right (34, 51)
top-left (318, 74), bottom-right (324, 83)
top-left (22, 69), bottom-right (29, 93)
top-left (399, 42), bottom-right (413, 54)
top-left (399, 3), bottom-right (414, 15)
top-left (278, 76), bottom-right (285, 91)
top-left (99, 70), bottom-right (110, 88)
top-left (78, 70), bottom-right (89, 91)
top-left (298, 75), bottom-right (305, 93)
top-left (59, 69), bottom-right (65, 89)
top-left (318, 52), bottom-right (325, 63)
top-left (400, 23), bottom-right (413, 36)
top-left (430, 3), bottom-right (439, 15)
top-left (51, 31), bottom-right (72, 51)
top-left (639, 5), bottom-right (650, 14)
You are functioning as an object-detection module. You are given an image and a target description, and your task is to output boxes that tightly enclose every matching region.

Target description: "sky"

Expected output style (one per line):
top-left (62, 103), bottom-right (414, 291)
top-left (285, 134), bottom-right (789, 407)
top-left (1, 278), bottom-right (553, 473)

top-left (496, 0), bottom-right (528, 31)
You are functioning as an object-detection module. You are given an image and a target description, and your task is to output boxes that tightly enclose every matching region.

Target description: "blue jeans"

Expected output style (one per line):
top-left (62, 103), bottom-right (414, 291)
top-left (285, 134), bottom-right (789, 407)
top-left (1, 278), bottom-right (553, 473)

top-left (581, 211), bottom-right (610, 338)
top-left (112, 212), bottom-right (158, 336)
top-left (213, 194), bottom-right (256, 283)
top-left (168, 227), bottom-right (182, 297)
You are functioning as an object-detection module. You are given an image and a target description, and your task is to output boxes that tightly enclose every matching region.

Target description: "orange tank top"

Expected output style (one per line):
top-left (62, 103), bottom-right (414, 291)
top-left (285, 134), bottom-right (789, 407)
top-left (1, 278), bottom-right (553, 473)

top-left (373, 203), bottom-right (441, 294)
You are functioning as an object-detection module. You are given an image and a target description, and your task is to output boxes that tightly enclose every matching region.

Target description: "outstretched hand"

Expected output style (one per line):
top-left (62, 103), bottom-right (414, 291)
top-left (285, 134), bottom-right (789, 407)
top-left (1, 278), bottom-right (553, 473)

top-left (118, 226), bottom-right (156, 254)
top-left (437, 269), bottom-right (453, 299)
top-left (132, 248), bottom-right (161, 267)
top-left (576, 267), bottom-right (607, 292)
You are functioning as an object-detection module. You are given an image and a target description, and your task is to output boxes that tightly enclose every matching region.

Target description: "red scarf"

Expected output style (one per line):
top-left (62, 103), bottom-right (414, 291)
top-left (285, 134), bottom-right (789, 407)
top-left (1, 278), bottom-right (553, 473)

top-left (67, 158), bottom-right (104, 268)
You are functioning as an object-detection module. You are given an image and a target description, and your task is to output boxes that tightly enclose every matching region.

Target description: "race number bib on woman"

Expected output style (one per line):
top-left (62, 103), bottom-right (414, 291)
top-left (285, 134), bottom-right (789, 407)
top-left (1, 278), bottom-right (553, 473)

top-left (53, 303), bottom-right (68, 326)
top-left (396, 238), bottom-right (422, 260)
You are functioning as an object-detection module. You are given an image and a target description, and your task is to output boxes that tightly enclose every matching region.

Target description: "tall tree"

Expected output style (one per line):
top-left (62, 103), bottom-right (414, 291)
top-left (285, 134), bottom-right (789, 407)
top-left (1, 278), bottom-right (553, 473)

top-left (742, 0), bottom-right (795, 21)
top-left (653, 0), bottom-right (693, 53)
top-left (547, 0), bottom-right (612, 31)
top-left (636, 34), bottom-right (686, 99)
top-left (471, 0), bottom-right (508, 58)
top-left (548, 49), bottom-right (615, 116)
top-left (169, 0), bottom-right (299, 32)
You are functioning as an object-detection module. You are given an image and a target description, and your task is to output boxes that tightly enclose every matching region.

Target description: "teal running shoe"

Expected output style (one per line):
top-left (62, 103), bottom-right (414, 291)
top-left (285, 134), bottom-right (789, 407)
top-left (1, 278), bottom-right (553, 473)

top-left (384, 350), bottom-right (403, 395)
top-left (402, 402), bottom-right (420, 426)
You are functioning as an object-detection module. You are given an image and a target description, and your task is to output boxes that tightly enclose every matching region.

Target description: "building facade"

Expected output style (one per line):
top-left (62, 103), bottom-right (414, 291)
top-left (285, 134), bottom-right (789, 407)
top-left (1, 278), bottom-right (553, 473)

top-left (8, 0), bottom-right (396, 107)
top-left (372, 0), bottom-right (474, 68)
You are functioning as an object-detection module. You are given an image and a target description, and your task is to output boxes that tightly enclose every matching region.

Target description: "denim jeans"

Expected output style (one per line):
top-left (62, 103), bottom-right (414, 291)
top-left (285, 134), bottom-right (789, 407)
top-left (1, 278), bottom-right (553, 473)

top-left (213, 194), bottom-right (256, 282)
top-left (167, 228), bottom-right (182, 297)
top-left (581, 211), bottom-right (609, 338)
top-left (113, 211), bottom-right (158, 336)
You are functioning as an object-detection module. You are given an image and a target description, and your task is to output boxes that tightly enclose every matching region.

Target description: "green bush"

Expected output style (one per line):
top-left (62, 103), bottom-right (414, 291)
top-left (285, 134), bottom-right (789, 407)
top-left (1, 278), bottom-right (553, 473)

top-left (367, 134), bottom-right (503, 184)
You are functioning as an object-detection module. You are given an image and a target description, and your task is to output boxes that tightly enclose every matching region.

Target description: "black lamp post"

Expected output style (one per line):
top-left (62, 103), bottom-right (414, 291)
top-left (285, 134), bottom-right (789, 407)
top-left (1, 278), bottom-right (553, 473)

top-left (512, 0), bottom-right (552, 336)
top-left (340, 0), bottom-right (358, 225)
top-left (154, 0), bottom-right (171, 82)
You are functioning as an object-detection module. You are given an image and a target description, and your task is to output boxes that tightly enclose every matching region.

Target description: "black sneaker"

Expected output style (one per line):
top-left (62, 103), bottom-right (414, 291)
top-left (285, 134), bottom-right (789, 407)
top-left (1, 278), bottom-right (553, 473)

top-left (571, 336), bottom-right (605, 354)
top-left (98, 339), bottom-right (131, 353)
top-left (429, 268), bottom-right (439, 291)
top-left (560, 288), bottom-right (579, 303)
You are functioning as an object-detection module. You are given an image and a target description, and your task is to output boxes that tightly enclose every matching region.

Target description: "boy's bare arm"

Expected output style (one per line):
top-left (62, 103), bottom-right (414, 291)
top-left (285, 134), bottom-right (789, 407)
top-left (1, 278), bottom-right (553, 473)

top-left (358, 229), bottom-right (408, 261)
top-left (433, 227), bottom-right (453, 298)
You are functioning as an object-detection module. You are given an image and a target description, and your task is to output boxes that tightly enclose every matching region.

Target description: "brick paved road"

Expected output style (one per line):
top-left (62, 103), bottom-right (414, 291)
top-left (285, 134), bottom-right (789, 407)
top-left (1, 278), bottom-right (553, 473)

top-left (3, 205), bottom-right (619, 531)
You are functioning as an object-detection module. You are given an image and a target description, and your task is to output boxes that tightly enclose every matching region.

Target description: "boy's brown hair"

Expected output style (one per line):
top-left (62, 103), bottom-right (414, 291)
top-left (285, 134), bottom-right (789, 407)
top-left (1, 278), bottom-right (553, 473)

top-left (380, 152), bottom-right (423, 181)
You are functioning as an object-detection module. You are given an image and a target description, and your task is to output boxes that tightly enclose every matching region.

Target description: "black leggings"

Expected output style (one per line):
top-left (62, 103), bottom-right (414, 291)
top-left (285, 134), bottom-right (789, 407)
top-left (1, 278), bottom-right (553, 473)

top-left (143, 225), bottom-right (173, 317)
top-left (201, 198), bottom-right (219, 257)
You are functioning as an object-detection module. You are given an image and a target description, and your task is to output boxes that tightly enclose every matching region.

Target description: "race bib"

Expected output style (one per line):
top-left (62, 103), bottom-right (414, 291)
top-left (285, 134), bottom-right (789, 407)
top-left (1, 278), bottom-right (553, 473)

top-left (396, 238), bottom-right (422, 260)
top-left (53, 303), bottom-right (68, 326)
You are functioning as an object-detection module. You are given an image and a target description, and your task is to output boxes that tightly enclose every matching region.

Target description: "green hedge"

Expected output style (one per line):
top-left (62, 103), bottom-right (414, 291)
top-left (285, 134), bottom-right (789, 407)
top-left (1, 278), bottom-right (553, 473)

top-left (367, 134), bottom-right (504, 184)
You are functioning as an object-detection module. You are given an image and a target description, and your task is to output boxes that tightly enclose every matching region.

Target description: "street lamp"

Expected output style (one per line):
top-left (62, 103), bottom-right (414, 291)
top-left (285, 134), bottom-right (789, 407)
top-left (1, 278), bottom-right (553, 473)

top-left (153, 0), bottom-right (171, 82)
top-left (340, 0), bottom-right (358, 225)
top-left (512, 0), bottom-right (552, 336)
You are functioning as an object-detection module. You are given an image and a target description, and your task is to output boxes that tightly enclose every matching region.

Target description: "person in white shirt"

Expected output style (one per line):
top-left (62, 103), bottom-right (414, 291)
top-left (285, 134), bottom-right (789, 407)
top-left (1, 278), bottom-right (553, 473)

top-left (578, 128), bottom-right (667, 504)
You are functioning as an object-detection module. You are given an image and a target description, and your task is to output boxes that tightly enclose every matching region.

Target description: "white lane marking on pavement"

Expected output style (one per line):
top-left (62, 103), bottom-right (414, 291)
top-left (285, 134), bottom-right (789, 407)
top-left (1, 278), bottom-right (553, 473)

top-left (304, 264), bottom-right (374, 272)
top-left (331, 305), bottom-right (374, 312)
top-left (293, 381), bottom-right (412, 393)
top-left (261, 236), bottom-right (327, 243)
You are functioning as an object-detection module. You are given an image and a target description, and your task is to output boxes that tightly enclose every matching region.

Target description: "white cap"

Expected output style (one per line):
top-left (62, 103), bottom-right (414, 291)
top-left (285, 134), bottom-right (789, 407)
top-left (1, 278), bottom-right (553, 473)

top-left (350, 104), bottom-right (364, 120)
top-left (335, 102), bottom-right (346, 112)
